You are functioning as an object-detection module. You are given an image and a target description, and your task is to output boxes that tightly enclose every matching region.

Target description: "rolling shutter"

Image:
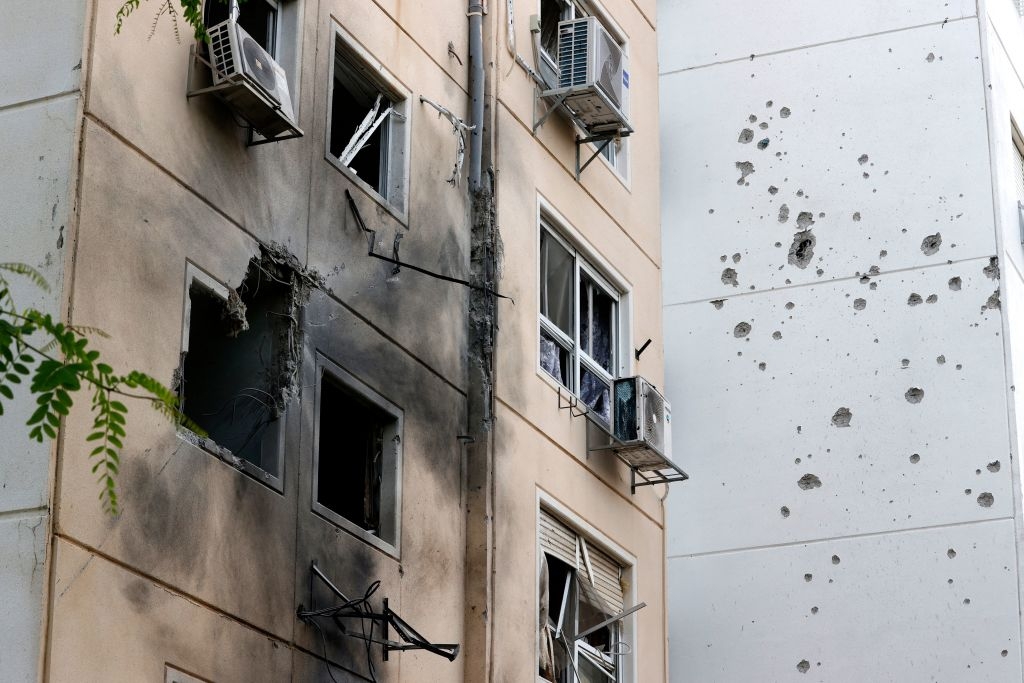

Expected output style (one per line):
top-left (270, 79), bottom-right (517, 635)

top-left (539, 509), bottom-right (577, 567)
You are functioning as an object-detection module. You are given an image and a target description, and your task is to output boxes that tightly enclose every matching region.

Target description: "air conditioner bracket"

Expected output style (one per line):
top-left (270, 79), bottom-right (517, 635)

top-left (185, 44), bottom-right (303, 146)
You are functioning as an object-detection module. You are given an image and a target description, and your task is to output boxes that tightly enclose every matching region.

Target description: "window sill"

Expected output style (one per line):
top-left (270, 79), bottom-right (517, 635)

top-left (324, 153), bottom-right (409, 227)
top-left (176, 427), bottom-right (284, 493)
top-left (312, 502), bottom-right (401, 560)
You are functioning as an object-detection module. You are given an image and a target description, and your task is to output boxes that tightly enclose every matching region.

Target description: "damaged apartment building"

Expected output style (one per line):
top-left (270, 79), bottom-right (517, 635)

top-left (660, 0), bottom-right (1024, 680)
top-left (2, 0), bottom-right (683, 680)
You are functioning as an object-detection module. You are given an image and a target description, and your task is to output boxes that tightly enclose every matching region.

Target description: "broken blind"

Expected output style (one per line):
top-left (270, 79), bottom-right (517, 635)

top-left (540, 510), bottom-right (625, 614)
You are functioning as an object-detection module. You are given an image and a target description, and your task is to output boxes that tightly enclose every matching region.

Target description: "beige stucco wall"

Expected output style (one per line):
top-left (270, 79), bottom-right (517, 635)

top-left (489, 0), bottom-right (668, 680)
top-left (48, 0), bottom-right (473, 680)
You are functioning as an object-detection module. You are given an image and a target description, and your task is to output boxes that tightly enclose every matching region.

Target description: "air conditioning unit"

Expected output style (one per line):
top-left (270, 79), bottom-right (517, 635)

top-left (206, 20), bottom-right (301, 139)
top-left (612, 377), bottom-right (671, 470)
top-left (554, 16), bottom-right (630, 134)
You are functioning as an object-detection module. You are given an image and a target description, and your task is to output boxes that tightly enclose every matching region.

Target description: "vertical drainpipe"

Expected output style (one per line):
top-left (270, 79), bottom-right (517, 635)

top-left (465, 1), bottom-right (496, 682)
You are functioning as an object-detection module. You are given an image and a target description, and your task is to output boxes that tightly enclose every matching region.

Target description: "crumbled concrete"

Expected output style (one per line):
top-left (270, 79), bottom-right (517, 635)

top-left (908, 293), bottom-right (923, 306)
top-left (711, 299), bottom-right (726, 310)
top-left (905, 387), bottom-right (924, 404)
top-left (780, 107), bottom-right (791, 118)
top-left (982, 289), bottom-right (1000, 313)
top-left (948, 277), bottom-right (961, 291)
top-left (795, 212), bottom-right (815, 231)
top-left (831, 407), bottom-right (852, 427)
top-left (722, 268), bottom-right (739, 287)
top-left (926, 294), bottom-right (938, 304)
top-left (853, 298), bottom-right (866, 310)
top-left (852, 212), bottom-right (861, 222)
top-left (983, 256), bottom-right (1000, 280)
top-left (910, 454), bottom-right (920, 464)
top-left (987, 461), bottom-right (1001, 473)
top-left (977, 492), bottom-right (994, 508)
top-left (768, 185), bottom-right (779, 195)
top-left (788, 230), bottom-right (816, 269)
top-left (772, 331), bottom-right (782, 340)
top-left (738, 128), bottom-right (754, 143)
top-left (921, 232), bottom-right (942, 256)
top-left (778, 204), bottom-right (790, 223)
top-left (948, 548), bottom-right (957, 559)
top-left (832, 555), bottom-right (841, 565)
top-left (734, 322), bottom-right (752, 338)
top-left (798, 474), bottom-right (822, 490)
top-left (858, 154), bottom-right (869, 165)
top-left (780, 506), bottom-right (791, 518)
top-left (797, 660), bottom-right (810, 673)
top-left (735, 161), bottom-right (755, 185)
top-left (757, 138), bottom-right (770, 150)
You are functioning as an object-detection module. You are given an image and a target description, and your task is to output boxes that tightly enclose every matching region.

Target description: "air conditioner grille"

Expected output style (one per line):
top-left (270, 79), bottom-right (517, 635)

top-left (240, 35), bottom-right (278, 95)
top-left (642, 383), bottom-right (665, 450)
top-left (595, 29), bottom-right (623, 108)
top-left (558, 20), bottom-right (590, 88)
top-left (613, 379), bottom-right (639, 443)
top-left (209, 22), bottom-right (235, 78)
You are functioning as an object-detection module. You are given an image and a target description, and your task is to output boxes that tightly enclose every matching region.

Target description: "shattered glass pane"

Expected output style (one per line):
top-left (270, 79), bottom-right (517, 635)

top-left (541, 231), bottom-right (574, 338)
top-left (577, 650), bottom-right (616, 682)
top-left (580, 368), bottom-right (610, 425)
top-left (580, 274), bottom-right (615, 373)
top-left (541, 329), bottom-right (571, 389)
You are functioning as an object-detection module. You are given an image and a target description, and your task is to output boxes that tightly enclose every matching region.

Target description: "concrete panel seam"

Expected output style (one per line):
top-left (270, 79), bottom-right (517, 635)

top-left (0, 90), bottom-right (81, 116)
top-left (0, 506), bottom-right (50, 523)
top-left (668, 515), bottom-right (1016, 560)
top-left (664, 253), bottom-right (999, 308)
top-left (658, 15), bottom-right (979, 78)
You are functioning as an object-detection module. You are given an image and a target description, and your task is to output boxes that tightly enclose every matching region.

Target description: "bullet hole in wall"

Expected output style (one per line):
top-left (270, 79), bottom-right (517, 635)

top-left (831, 407), bottom-right (852, 428)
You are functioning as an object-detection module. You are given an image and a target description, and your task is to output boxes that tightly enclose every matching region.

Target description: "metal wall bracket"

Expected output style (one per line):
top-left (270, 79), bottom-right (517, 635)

top-left (298, 562), bottom-right (460, 668)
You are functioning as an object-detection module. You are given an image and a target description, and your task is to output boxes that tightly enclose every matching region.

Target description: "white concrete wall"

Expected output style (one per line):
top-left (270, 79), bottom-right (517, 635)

top-left (660, 0), bottom-right (1024, 679)
top-left (0, 0), bottom-right (86, 679)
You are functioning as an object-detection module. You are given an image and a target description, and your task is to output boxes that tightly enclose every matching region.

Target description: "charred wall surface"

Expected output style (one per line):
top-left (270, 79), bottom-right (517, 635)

top-left (660, 0), bottom-right (1024, 679)
top-left (44, 0), bottom-right (471, 680)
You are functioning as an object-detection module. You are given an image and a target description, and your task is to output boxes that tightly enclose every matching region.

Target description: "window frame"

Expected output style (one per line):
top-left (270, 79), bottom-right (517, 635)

top-left (537, 209), bottom-right (631, 426)
top-left (311, 353), bottom-right (404, 559)
top-left (536, 496), bottom-right (638, 683)
top-left (326, 22), bottom-right (412, 222)
top-left (178, 263), bottom-right (286, 492)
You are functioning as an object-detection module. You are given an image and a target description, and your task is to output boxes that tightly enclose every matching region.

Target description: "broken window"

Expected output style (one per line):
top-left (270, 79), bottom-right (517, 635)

top-left (539, 509), bottom-right (635, 683)
top-left (328, 27), bottom-right (409, 213)
top-left (539, 225), bottom-right (620, 426)
top-left (179, 257), bottom-right (301, 488)
top-left (313, 357), bottom-right (402, 556)
top-left (205, 0), bottom-right (280, 55)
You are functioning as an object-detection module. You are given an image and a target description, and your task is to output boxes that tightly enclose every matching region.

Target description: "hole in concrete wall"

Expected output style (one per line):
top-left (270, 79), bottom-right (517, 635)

top-left (831, 555), bottom-right (840, 565)
top-left (831, 407), bottom-right (852, 428)
top-left (788, 230), bottom-right (816, 269)
top-left (908, 293), bottom-right (923, 306)
top-left (735, 161), bottom-right (755, 185)
top-left (905, 388), bottom-right (924, 404)
top-left (797, 660), bottom-right (810, 673)
top-left (910, 454), bottom-right (920, 464)
top-left (984, 257), bottom-right (1000, 280)
top-left (987, 461), bottom-right (1001, 473)
top-left (181, 263), bottom-right (294, 478)
top-left (926, 294), bottom-right (938, 304)
top-left (734, 322), bottom-right (752, 338)
top-left (798, 474), bottom-right (822, 490)
top-left (949, 277), bottom-right (961, 291)
top-left (780, 107), bottom-right (791, 118)
top-left (778, 204), bottom-right (790, 223)
top-left (853, 298), bottom-right (866, 310)
top-left (920, 233), bottom-right (942, 256)
top-left (977, 492), bottom-right (994, 507)
top-left (780, 506), bottom-right (790, 518)
top-left (738, 128), bottom-right (754, 144)
top-left (722, 268), bottom-right (739, 287)
top-left (948, 548), bottom-right (957, 559)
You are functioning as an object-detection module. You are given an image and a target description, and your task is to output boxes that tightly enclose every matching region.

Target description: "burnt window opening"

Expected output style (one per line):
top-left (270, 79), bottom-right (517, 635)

top-left (328, 34), bottom-right (409, 211)
top-left (204, 0), bottom-right (279, 55)
top-left (539, 225), bottom-right (620, 426)
top-left (180, 261), bottom-right (296, 484)
top-left (313, 359), bottom-right (402, 556)
top-left (539, 510), bottom-right (633, 683)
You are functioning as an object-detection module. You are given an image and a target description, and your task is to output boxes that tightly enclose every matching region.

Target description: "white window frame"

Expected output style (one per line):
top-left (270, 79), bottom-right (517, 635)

top-left (326, 21), bottom-right (412, 222)
top-left (537, 203), bottom-right (632, 424)
top-left (536, 493), bottom-right (638, 683)
top-left (311, 353), bottom-right (403, 559)
top-left (178, 262), bottom-right (286, 492)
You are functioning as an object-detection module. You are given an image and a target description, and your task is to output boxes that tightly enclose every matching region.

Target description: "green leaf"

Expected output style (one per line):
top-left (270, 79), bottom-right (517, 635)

top-left (0, 385), bottom-right (12, 400)
top-left (27, 404), bottom-right (48, 426)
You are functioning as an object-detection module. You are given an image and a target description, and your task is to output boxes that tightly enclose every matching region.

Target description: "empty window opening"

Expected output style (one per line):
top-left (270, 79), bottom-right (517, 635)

top-left (313, 360), bottom-right (402, 554)
top-left (205, 0), bottom-right (279, 55)
top-left (539, 510), bottom-right (633, 683)
top-left (539, 226), bottom-right (620, 425)
top-left (328, 35), bottom-right (410, 212)
top-left (180, 257), bottom-right (300, 483)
